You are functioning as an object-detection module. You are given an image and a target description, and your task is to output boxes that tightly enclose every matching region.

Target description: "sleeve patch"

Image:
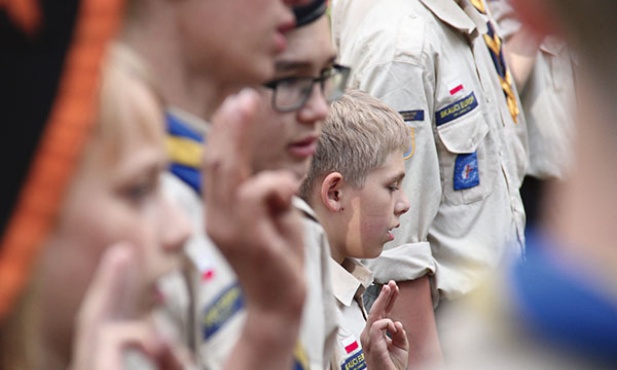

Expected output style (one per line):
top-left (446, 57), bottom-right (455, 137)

top-left (399, 109), bottom-right (424, 122)
top-left (403, 126), bottom-right (415, 160)
top-left (202, 283), bottom-right (244, 339)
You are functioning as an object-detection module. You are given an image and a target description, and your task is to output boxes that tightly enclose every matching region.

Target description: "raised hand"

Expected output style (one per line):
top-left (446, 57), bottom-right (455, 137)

top-left (202, 88), bottom-right (306, 370)
top-left (361, 280), bottom-right (409, 370)
top-left (68, 244), bottom-right (192, 370)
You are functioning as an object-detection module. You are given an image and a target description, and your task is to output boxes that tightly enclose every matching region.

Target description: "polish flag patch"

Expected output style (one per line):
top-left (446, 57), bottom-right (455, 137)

top-left (448, 80), bottom-right (464, 95)
top-left (342, 335), bottom-right (360, 354)
top-left (201, 268), bottom-right (215, 281)
top-left (195, 255), bottom-right (215, 281)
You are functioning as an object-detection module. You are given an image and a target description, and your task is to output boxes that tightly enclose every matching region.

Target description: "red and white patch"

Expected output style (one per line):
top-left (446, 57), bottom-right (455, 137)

top-left (195, 256), bottom-right (215, 281)
top-left (448, 80), bottom-right (464, 95)
top-left (342, 335), bottom-right (360, 354)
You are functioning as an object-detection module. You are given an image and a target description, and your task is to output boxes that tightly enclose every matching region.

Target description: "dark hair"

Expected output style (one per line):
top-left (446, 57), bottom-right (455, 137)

top-left (293, 0), bottom-right (327, 28)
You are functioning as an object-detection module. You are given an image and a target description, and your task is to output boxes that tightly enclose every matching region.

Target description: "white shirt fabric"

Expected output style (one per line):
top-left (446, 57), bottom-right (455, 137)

top-left (489, 0), bottom-right (577, 180)
top-left (330, 258), bottom-right (373, 370)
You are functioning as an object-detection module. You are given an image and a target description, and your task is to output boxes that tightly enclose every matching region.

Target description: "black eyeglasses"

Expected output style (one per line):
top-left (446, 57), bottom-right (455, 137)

top-left (263, 64), bottom-right (351, 112)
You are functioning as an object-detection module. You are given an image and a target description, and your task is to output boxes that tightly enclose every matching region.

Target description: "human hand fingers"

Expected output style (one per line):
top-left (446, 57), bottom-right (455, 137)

top-left (362, 319), bottom-right (409, 370)
top-left (70, 245), bottom-right (150, 370)
top-left (367, 281), bottom-right (397, 325)
top-left (74, 243), bottom-right (139, 341)
top-left (363, 318), bottom-right (409, 353)
top-left (70, 245), bottom-right (195, 370)
top-left (383, 280), bottom-right (399, 315)
top-left (98, 321), bottom-right (183, 370)
top-left (236, 170), bottom-right (301, 249)
top-left (363, 318), bottom-right (395, 347)
top-left (208, 169), bottom-right (299, 260)
top-left (390, 321), bottom-right (409, 352)
top-left (203, 88), bottom-right (260, 211)
top-left (230, 171), bottom-right (305, 312)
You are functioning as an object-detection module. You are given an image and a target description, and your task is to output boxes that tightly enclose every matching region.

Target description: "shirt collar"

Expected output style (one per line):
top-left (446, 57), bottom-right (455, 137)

top-left (293, 196), bottom-right (319, 223)
top-left (330, 258), bottom-right (373, 307)
top-left (167, 106), bottom-right (210, 136)
top-left (419, 0), bottom-right (486, 36)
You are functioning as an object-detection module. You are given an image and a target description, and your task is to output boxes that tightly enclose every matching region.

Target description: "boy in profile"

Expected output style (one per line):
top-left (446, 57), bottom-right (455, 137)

top-left (300, 88), bottom-right (412, 370)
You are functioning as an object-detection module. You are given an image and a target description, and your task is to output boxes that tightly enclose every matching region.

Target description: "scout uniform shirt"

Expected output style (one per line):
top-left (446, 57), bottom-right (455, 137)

top-left (489, 0), bottom-right (577, 180)
top-left (163, 107), bottom-right (338, 370)
top-left (331, 0), bottom-right (528, 302)
top-left (330, 258), bottom-right (373, 370)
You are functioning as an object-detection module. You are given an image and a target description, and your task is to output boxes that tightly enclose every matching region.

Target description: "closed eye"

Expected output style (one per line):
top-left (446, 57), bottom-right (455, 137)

top-left (387, 183), bottom-right (400, 192)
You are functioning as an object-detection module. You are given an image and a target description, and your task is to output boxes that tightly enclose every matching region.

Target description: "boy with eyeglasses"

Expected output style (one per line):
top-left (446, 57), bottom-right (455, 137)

top-left (119, 0), bottom-right (316, 368)
top-left (180, 4), bottom-right (352, 370)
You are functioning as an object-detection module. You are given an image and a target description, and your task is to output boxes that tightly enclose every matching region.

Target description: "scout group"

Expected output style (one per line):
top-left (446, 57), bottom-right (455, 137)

top-left (2, 0), bottom-right (617, 369)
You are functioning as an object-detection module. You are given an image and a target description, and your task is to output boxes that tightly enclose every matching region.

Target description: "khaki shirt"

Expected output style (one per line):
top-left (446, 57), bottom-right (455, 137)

top-left (330, 258), bottom-right (372, 370)
top-left (294, 198), bottom-right (340, 370)
top-left (489, 0), bottom-right (577, 180)
top-left (162, 171), bottom-right (245, 370)
top-left (162, 112), bottom-right (338, 370)
top-left (331, 0), bottom-right (528, 302)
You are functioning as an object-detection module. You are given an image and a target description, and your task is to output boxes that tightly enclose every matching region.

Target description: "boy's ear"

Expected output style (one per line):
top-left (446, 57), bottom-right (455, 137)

top-left (320, 172), bottom-right (345, 212)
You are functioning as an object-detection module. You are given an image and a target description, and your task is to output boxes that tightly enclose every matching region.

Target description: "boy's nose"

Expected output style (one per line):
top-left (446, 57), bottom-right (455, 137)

top-left (161, 195), bottom-right (192, 253)
top-left (395, 194), bottom-right (411, 216)
top-left (298, 84), bottom-right (329, 124)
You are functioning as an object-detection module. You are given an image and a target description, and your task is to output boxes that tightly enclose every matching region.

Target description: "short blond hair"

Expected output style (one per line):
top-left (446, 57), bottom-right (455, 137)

top-left (96, 42), bottom-right (165, 163)
top-left (301, 88), bottom-right (409, 196)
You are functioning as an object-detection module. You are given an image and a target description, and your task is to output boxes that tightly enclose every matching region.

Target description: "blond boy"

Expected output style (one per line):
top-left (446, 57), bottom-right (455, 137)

top-left (300, 89), bottom-right (411, 370)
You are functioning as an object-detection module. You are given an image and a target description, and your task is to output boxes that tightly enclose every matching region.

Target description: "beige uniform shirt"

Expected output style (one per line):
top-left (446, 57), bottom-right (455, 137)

top-left (293, 198), bottom-right (340, 370)
top-left (162, 114), bottom-right (338, 370)
top-left (331, 0), bottom-right (528, 302)
top-left (330, 258), bottom-right (372, 370)
top-left (162, 161), bottom-right (246, 370)
top-left (489, 0), bottom-right (577, 180)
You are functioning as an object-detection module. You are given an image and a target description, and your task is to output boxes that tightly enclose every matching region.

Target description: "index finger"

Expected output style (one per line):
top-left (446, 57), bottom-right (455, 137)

top-left (383, 280), bottom-right (399, 315)
top-left (366, 284), bottom-right (392, 325)
top-left (77, 243), bottom-right (140, 325)
top-left (203, 88), bottom-right (261, 201)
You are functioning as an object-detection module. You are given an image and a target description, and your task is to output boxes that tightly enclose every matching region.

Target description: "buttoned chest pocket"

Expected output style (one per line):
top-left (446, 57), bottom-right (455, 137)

top-left (435, 95), bottom-right (497, 205)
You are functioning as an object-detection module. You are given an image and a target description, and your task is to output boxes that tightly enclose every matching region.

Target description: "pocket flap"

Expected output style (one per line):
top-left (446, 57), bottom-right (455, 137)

top-left (436, 103), bottom-right (488, 154)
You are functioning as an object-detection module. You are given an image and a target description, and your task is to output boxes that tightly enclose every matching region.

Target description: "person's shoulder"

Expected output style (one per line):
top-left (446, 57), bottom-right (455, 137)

top-left (162, 172), bottom-right (202, 216)
top-left (293, 196), bottom-right (329, 240)
top-left (340, 0), bottom-right (430, 69)
top-left (293, 197), bottom-right (320, 226)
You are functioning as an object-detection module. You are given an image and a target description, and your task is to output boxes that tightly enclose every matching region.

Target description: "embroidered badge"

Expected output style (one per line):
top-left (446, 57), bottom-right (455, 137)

top-left (339, 335), bottom-right (366, 370)
top-left (453, 152), bottom-right (480, 190)
top-left (399, 110), bottom-right (424, 122)
top-left (448, 80), bottom-right (464, 95)
top-left (194, 253), bottom-right (215, 281)
top-left (341, 351), bottom-right (366, 370)
top-left (435, 92), bottom-right (478, 126)
top-left (403, 126), bottom-right (415, 160)
top-left (202, 283), bottom-right (244, 339)
top-left (342, 335), bottom-right (360, 354)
